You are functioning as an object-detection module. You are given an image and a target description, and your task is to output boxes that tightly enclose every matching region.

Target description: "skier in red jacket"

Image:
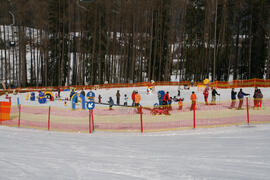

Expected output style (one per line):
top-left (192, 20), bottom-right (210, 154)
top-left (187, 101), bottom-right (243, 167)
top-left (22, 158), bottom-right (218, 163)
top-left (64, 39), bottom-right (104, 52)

top-left (131, 90), bottom-right (136, 106)
top-left (163, 92), bottom-right (170, 105)
top-left (203, 88), bottom-right (209, 105)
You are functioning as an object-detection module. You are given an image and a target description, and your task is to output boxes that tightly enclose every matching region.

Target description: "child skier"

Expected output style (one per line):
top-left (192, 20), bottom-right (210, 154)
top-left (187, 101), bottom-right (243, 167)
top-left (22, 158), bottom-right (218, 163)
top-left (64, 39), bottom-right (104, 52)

top-left (134, 91), bottom-right (141, 107)
top-left (203, 88), bottom-right (209, 105)
top-left (211, 88), bottom-right (220, 105)
top-left (163, 92), bottom-right (170, 105)
top-left (57, 88), bottom-right (61, 98)
top-left (116, 90), bottom-right (120, 105)
top-left (257, 89), bottom-right (263, 108)
top-left (134, 91), bottom-right (141, 113)
top-left (108, 97), bottom-right (114, 110)
top-left (230, 88), bottom-right (237, 109)
top-left (190, 91), bottom-right (197, 111)
top-left (124, 94), bottom-right (128, 106)
top-left (98, 95), bottom-right (102, 103)
top-left (173, 96), bottom-right (179, 102)
top-left (131, 90), bottom-right (136, 106)
top-left (80, 89), bottom-right (85, 97)
top-left (178, 98), bottom-right (184, 110)
top-left (253, 87), bottom-right (259, 108)
top-left (255, 89), bottom-right (263, 108)
top-left (237, 89), bottom-right (250, 110)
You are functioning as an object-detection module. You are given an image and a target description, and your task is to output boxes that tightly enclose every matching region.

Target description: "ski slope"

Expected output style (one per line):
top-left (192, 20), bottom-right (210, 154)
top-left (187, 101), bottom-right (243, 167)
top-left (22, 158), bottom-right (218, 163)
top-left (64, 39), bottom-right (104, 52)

top-left (1, 124), bottom-right (270, 180)
top-left (1, 86), bottom-right (270, 179)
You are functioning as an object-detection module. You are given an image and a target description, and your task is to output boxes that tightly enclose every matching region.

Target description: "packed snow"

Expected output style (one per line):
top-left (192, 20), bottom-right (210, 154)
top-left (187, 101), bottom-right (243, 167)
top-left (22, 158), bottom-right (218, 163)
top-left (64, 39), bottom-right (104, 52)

top-left (1, 86), bottom-right (270, 179)
top-left (1, 124), bottom-right (270, 180)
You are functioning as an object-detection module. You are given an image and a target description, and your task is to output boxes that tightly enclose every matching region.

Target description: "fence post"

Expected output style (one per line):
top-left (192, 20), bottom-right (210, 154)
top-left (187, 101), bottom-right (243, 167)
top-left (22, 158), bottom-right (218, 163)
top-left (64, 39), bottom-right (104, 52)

top-left (91, 110), bottom-right (94, 131)
top-left (246, 97), bottom-right (250, 125)
top-left (89, 110), bottom-right (92, 134)
top-left (140, 105), bottom-right (143, 133)
top-left (18, 104), bottom-right (21, 128)
top-left (193, 103), bottom-right (196, 129)
top-left (48, 106), bottom-right (51, 131)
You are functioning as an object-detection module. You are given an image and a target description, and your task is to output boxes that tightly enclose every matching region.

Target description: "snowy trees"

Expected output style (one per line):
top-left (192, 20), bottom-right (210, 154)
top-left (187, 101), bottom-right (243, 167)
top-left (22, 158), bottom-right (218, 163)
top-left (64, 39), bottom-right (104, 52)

top-left (0, 0), bottom-right (269, 87)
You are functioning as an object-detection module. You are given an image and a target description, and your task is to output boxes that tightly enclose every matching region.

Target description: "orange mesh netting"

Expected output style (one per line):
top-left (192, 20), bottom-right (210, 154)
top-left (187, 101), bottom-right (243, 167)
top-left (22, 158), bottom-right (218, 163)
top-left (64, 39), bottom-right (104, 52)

top-left (2, 98), bottom-right (270, 133)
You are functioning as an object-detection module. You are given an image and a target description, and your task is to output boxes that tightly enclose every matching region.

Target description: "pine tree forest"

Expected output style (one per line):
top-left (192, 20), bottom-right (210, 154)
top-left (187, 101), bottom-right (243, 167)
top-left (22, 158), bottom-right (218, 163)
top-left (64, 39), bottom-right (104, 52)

top-left (0, 0), bottom-right (270, 87)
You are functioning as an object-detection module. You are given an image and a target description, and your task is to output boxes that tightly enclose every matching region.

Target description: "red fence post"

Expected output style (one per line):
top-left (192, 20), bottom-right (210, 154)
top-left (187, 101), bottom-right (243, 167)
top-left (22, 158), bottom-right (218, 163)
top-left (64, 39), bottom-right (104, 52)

top-left (48, 106), bottom-right (51, 131)
top-left (140, 106), bottom-right (143, 133)
top-left (91, 110), bottom-right (94, 131)
top-left (89, 110), bottom-right (92, 134)
top-left (193, 104), bottom-right (196, 129)
top-left (18, 104), bottom-right (21, 128)
top-left (246, 97), bottom-right (250, 125)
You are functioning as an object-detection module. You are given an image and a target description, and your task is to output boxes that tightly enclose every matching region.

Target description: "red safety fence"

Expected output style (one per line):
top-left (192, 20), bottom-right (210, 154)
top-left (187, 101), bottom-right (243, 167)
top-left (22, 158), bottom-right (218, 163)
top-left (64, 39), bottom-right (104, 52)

top-left (141, 98), bottom-right (270, 132)
top-left (1, 79), bottom-right (270, 95)
top-left (1, 97), bottom-right (270, 133)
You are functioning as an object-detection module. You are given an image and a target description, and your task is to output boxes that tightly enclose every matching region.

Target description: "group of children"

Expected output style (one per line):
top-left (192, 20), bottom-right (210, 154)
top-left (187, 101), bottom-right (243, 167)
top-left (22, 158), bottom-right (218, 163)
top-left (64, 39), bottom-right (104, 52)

top-left (202, 87), bottom-right (220, 105)
top-left (201, 87), bottom-right (263, 110)
top-left (161, 91), bottom-right (184, 110)
top-left (230, 87), bottom-right (263, 109)
top-left (101, 90), bottom-right (141, 110)
top-left (152, 91), bottom-right (184, 115)
top-left (87, 86), bottom-right (263, 111)
top-left (189, 88), bottom-right (220, 111)
top-left (189, 87), bottom-right (264, 111)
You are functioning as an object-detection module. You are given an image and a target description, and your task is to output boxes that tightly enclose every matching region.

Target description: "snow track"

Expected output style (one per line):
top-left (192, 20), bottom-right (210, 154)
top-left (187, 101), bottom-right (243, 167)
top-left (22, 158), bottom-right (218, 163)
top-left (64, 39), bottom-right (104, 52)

top-left (1, 125), bottom-right (270, 180)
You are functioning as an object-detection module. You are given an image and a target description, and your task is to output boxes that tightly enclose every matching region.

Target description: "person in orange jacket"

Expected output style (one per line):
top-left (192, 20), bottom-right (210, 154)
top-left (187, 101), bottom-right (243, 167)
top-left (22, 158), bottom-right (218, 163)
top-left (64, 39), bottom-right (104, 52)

top-left (134, 91), bottom-right (141, 113)
top-left (178, 98), bottom-right (184, 110)
top-left (134, 91), bottom-right (141, 107)
top-left (190, 91), bottom-right (197, 111)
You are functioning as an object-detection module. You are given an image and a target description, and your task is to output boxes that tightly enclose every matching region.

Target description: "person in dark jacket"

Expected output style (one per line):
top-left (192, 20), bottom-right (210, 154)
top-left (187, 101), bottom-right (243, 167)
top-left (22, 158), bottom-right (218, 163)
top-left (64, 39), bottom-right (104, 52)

top-left (253, 87), bottom-right (259, 107)
top-left (57, 88), bottom-right (61, 98)
top-left (80, 89), bottom-right (85, 97)
top-left (116, 90), bottom-right (120, 105)
top-left (108, 97), bottom-right (114, 110)
top-left (211, 88), bottom-right (220, 105)
top-left (168, 97), bottom-right (173, 110)
top-left (173, 96), bottom-right (179, 102)
top-left (230, 88), bottom-right (237, 109)
top-left (70, 89), bottom-right (76, 100)
top-left (98, 95), bottom-right (102, 103)
top-left (255, 89), bottom-right (263, 108)
top-left (237, 89), bottom-right (250, 109)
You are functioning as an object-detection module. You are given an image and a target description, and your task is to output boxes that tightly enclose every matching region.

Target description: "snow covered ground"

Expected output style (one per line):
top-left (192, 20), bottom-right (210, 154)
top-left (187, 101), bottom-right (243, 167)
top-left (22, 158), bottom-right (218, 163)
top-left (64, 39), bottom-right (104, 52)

top-left (1, 86), bottom-right (270, 179)
top-left (1, 124), bottom-right (270, 180)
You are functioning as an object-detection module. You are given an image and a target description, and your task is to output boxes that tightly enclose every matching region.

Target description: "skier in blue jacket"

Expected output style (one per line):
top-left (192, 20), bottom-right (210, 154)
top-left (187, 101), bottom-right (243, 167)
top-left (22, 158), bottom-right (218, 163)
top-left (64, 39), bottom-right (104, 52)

top-left (108, 97), bottom-right (114, 110)
top-left (230, 88), bottom-right (237, 109)
top-left (237, 89), bottom-right (250, 109)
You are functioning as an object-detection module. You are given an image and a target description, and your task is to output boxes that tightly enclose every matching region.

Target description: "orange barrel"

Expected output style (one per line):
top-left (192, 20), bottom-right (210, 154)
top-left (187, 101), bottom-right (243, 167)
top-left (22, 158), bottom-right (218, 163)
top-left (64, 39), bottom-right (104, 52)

top-left (0, 101), bottom-right (11, 121)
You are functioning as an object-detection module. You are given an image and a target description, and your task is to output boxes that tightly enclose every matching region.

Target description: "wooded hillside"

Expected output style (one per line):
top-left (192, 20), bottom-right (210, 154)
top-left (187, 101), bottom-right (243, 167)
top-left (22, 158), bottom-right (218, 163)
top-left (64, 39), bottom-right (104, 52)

top-left (0, 0), bottom-right (269, 87)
